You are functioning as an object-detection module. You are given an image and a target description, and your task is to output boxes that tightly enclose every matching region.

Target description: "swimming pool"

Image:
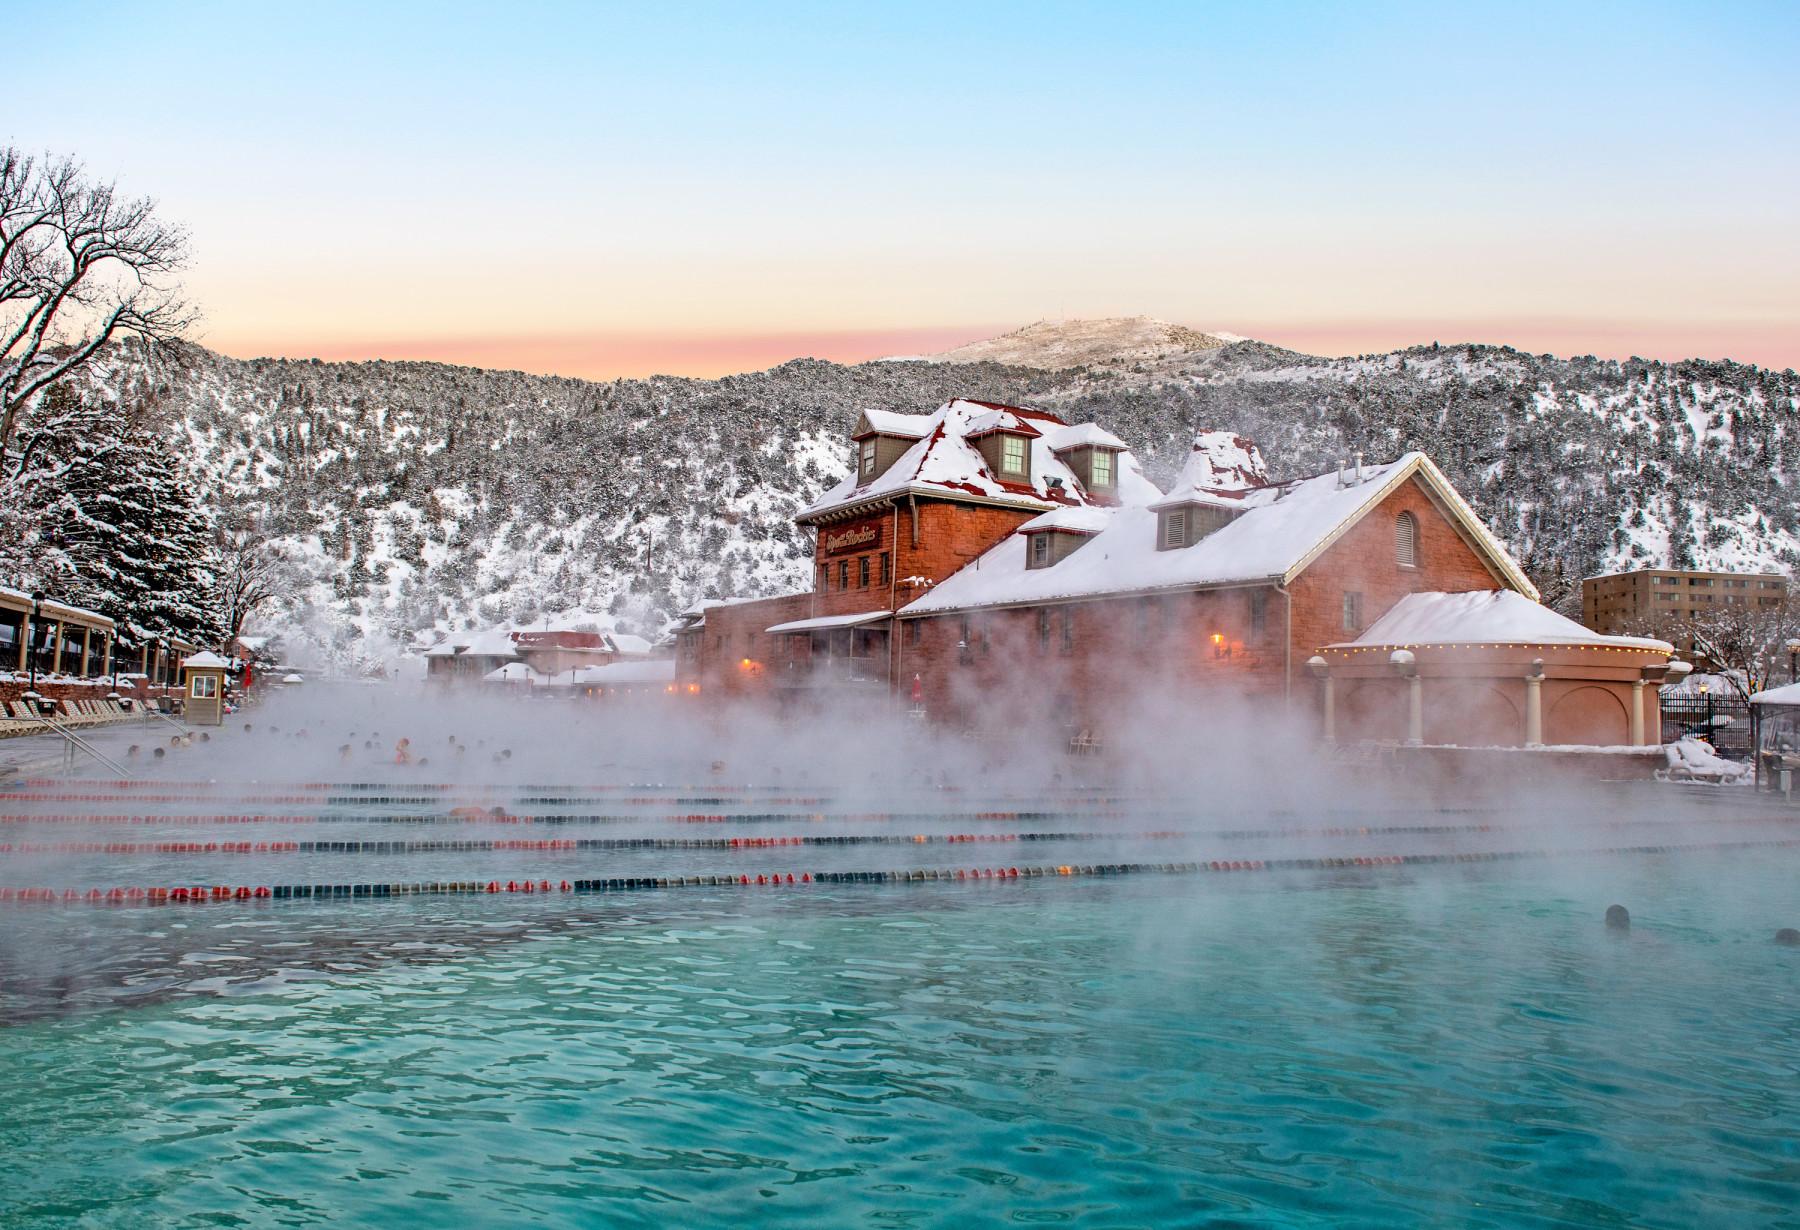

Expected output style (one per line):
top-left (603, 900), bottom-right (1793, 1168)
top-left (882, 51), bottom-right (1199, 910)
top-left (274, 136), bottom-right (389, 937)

top-left (2, 780), bottom-right (1797, 1228)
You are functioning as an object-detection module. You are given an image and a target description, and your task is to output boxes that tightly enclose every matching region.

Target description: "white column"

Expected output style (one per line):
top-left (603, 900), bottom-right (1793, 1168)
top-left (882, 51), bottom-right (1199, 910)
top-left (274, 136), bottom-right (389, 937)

top-left (1629, 679), bottom-right (1646, 746)
top-left (1321, 675), bottom-right (1336, 743)
top-left (1406, 675), bottom-right (1423, 746)
top-left (1525, 675), bottom-right (1543, 747)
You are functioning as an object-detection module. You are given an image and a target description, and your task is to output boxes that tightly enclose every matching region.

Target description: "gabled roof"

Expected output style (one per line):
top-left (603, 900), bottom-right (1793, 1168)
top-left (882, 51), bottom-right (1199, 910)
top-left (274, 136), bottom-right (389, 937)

top-left (182, 651), bottom-right (230, 668)
top-left (1043, 422), bottom-right (1127, 452)
top-left (1328, 590), bottom-right (1669, 651)
top-left (963, 406), bottom-right (1043, 439)
top-left (900, 451), bottom-right (1537, 615)
top-left (852, 409), bottom-right (932, 440)
top-left (1020, 505), bottom-right (1112, 535)
top-left (801, 399), bottom-right (1161, 523)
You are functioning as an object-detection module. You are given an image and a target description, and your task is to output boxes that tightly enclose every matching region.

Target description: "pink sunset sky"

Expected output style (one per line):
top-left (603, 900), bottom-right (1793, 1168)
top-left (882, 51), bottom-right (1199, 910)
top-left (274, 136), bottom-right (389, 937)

top-left (8, 3), bottom-right (1796, 380)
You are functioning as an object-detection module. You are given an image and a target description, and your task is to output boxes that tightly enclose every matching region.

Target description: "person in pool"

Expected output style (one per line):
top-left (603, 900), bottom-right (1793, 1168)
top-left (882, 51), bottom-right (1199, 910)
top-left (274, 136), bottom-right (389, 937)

top-left (394, 738), bottom-right (412, 765)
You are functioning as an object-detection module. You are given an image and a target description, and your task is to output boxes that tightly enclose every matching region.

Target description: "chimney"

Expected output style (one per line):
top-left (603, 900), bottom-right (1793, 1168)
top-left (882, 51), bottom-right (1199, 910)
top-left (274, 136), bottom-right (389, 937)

top-left (1353, 452), bottom-right (1364, 482)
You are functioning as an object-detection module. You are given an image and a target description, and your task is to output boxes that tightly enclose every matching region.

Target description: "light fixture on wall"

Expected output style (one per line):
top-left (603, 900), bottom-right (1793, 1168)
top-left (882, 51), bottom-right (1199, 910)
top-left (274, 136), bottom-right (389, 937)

top-left (1211, 632), bottom-right (1230, 659)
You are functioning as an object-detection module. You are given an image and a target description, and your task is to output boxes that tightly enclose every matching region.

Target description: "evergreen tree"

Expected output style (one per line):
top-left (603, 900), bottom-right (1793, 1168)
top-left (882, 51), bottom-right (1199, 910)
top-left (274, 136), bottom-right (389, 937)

top-left (12, 386), bottom-right (224, 647)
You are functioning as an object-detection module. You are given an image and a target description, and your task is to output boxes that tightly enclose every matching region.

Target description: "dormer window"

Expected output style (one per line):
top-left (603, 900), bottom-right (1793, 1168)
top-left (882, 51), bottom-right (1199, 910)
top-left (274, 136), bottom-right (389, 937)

top-left (1156, 501), bottom-right (1237, 550)
top-left (1090, 449), bottom-right (1113, 488)
top-left (1000, 434), bottom-right (1028, 476)
top-left (1025, 527), bottom-right (1096, 568)
top-left (1162, 508), bottom-right (1188, 549)
top-left (858, 438), bottom-right (877, 481)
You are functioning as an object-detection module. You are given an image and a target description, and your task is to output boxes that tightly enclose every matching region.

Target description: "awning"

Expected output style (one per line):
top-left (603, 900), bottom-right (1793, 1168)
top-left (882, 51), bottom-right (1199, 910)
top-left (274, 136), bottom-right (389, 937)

top-left (765, 611), bottom-right (892, 634)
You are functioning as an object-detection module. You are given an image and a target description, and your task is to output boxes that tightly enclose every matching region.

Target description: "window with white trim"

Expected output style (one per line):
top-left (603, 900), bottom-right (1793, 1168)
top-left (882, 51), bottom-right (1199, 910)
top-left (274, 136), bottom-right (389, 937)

top-left (1000, 434), bottom-right (1028, 475)
top-left (191, 674), bottom-right (218, 699)
top-left (1090, 450), bottom-right (1114, 488)
top-left (1030, 533), bottom-right (1051, 569)
top-left (858, 438), bottom-right (877, 480)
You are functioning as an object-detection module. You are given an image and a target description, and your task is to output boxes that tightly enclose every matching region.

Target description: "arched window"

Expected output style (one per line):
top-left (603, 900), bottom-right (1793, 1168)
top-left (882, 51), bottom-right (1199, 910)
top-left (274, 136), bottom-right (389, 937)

top-left (1395, 511), bottom-right (1418, 568)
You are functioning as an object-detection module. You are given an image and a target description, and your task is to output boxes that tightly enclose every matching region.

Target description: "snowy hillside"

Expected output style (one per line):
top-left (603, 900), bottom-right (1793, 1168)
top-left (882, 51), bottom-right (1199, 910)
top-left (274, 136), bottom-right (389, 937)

top-left (64, 324), bottom-right (1800, 663)
top-left (929, 316), bottom-right (1243, 369)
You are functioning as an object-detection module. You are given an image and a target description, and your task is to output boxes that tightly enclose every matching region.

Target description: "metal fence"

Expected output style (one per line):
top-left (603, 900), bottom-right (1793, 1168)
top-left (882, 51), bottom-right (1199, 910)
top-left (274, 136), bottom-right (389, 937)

top-left (1660, 696), bottom-right (1751, 758)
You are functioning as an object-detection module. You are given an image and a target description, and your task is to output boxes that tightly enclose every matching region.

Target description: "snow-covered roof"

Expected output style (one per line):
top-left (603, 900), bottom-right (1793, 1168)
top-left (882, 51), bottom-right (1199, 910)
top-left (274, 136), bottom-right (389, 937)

top-left (801, 399), bottom-right (1161, 522)
top-left (963, 406), bottom-right (1042, 438)
top-left (670, 596), bottom-right (766, 632)
top-left (606, 632), bottom-right (654, 656)
top-left (1328, 590), bottom-right (1672, 651)
top-left (0, 586), bottom-right (113, 628)
top-left (1749, 681), bottom-right (1800, 706)
top-left (483, 661), bottom-right (540, 683)
top-left (572, 659), bottom-right (676, 685)
top-left (421, 639), bottom-right (467, 657)
top-left (1151, 432), bottom-right (1270, 512)
top-left (854, 409), bottom-right (931, 439)
top-left (901, 452), bottom-right (1536, 616)
top-left (462, 629), bottom-right (522, 658)
top-left (766, 610), bottom-right (892, 634)
top-left (182, 651), bottom-right (230, 668)
top-left (1020, 505), bottom-right (1113, 535)
top-left (1043, 422), bottom-right (1127, 452)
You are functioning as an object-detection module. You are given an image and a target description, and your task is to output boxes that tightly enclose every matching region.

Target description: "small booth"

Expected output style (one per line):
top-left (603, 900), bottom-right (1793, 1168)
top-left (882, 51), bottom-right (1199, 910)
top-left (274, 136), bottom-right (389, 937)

top-left (182, 651), bottom-right (230, 726)
top-left (1748, 682), bottom-right (1800, 794)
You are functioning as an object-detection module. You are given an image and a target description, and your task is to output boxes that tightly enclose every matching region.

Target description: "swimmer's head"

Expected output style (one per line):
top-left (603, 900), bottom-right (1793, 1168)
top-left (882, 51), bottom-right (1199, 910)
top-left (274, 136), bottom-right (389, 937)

top-left (1605, 904), bottom-right (1630, 931)
top-left (126, 745), bottom-right (140, 757)
top-left (153, 747), bottom-right (166, 759)
top-left (1776, 928), bottom-right (1800, 947)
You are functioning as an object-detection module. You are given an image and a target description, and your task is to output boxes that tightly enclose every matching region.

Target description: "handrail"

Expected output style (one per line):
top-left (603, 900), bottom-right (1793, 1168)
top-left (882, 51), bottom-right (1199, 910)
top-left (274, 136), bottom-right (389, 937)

top-left (138, 702), bottom-right (190, 734)
top-left (25, 711), bottom-right (130, 778)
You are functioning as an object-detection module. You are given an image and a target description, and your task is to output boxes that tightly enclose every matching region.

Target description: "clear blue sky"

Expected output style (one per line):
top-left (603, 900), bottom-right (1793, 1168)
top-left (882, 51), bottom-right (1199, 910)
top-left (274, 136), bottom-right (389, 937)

top-left (9, 1), bottom-right (1797, 374)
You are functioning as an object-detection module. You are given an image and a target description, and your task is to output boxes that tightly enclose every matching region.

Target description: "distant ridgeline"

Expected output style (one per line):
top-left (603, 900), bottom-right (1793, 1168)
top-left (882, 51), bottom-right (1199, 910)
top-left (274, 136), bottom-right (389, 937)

top-left (61, 335), bottom-right (1800, 663)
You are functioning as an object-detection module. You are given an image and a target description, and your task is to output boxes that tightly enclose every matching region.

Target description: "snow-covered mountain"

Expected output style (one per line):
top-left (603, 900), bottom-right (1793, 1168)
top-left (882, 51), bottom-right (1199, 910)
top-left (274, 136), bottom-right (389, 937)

top-left (928, 316), bottom-right (1245, 368)
top-left (64, 322), bottom-right (1800, 663)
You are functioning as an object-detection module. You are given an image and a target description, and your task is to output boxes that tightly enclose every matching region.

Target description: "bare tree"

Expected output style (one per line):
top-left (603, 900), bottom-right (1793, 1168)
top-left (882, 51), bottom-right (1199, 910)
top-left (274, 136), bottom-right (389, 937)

top-left (1, 148), bottom-right (193, 476)
top-left (214, 522), bottom-right (282, 651)
top-left (1623, 595), bottom-right (1800, 701)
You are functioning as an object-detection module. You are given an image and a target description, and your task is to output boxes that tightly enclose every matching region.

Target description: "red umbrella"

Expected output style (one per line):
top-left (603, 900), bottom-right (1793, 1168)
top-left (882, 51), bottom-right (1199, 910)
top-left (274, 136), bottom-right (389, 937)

top-left (242, 661), bottom-right (255, 690)
top-left (910, 673), bottom-right (923, 704)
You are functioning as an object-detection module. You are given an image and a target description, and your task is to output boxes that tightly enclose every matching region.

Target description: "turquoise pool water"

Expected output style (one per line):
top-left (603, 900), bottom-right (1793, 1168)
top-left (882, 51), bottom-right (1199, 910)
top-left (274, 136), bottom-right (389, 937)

top-left (2, 852), bottom-right (1797, 1228)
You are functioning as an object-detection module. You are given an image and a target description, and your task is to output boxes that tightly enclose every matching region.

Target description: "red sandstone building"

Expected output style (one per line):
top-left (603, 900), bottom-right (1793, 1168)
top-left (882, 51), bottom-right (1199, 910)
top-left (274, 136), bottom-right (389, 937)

top-left (677, 400), bottom-right (1672, 748)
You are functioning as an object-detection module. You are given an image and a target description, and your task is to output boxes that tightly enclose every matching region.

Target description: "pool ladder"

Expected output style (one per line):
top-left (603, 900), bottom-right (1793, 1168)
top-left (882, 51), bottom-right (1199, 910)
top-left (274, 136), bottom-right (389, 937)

top-left (23, 711), bottom-right (130, 778)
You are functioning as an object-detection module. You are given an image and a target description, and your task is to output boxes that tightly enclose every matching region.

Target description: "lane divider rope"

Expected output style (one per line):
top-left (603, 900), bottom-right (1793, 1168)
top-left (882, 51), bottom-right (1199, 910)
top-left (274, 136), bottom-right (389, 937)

top-left (3, 837), bottom-right (1796, 906)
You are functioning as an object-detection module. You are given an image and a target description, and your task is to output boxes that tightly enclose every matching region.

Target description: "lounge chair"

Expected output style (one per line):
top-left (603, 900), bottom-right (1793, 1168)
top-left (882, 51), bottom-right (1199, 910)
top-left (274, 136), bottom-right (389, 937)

top-left (1658, 738), bottom-right (1751, 784)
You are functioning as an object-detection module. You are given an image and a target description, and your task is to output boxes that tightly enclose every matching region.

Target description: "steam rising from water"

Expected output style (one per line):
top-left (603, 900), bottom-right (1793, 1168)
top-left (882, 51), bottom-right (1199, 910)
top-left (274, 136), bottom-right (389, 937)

top-left (0, 679), bottom-right (1793, 1024)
